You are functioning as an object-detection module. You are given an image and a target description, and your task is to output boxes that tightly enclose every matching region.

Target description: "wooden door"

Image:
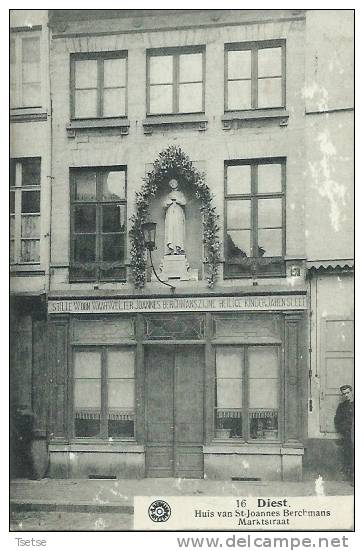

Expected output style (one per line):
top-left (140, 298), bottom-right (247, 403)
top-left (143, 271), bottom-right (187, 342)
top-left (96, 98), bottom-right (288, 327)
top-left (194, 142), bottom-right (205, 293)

top-left (145, 345), bottom-right (204, 478)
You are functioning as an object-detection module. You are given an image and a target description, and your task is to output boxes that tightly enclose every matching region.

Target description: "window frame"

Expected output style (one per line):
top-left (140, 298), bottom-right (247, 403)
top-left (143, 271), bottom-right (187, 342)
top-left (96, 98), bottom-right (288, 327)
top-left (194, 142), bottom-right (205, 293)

top-left (224, 40), bottom-right (286, 113)
top-left (10, 31), bottom-right (42, 109)
top-left (69, 166), bottom-right (127, 283)
top-left (214, 344), bottom-right (283, 443)
top-left (146, 45), bottom-right (206, 116)
top-left (70, 51), bottom-right (128, 120)
top-left (224, 157), bottom-right (286, 278)
top-left (71, 345), bottom-right (136, 441)
top-left (10, 157), bottom-right (41, 265)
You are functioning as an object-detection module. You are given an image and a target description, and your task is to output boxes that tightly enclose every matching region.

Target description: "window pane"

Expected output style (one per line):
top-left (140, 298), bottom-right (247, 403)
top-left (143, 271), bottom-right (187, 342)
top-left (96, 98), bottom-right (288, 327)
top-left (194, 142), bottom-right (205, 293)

top-left (75, 59), bottom-right (98, 88)
top-left (21, 191), bottom-right (40, 213)
top-left (108, 349), bottom-right (134, 378)
top-left (227, 230), bottom-right (251, 257)
top-left (258, 47), bottom-right (282, 77)
top-left (75, 89), bottom-right (98, 118)
top-left (217, 379), bottom-right (242, 408)
top-left (20, 240), bottom-right (40, 262)
top-left (179, 53), bottom-right (203, 82)
top-left (21, 215), bottom-right (40, 238)
top-left (22, 158), bottom-right (41, 187)
top-left (216, 348), bottom-right (242, 378)
top-left (258, 198), bottom-right (282, 228)
top-left (74, 205), bottom-right (96, 233)
top-left (179, 83), bottom-right (203, 113)
top-left (10, 241), bottom-right (15, 263)
top-left (249, 410), bottom-right (278, 440)
top-left (258, 77), bottom-right (282, 108)
top-left (108, 380), bottom-right (134, 409)
top-left (103, 171), bottom-right (126, 201)
top-left (75, 418), bottom-right (100, 438)
top-left (10, 192), bottom-right (15, 214)
top-left (22, 37), bottom-right (40, 63)
top-left (74, 235), bottom-right (96, 262)
top-left (75, 171), bottom-right (97, 201)
top-left (108, 417), bottom-right (134, 438)
top-left (74, 350), bottom-right (101, 378)
top-left (227, 50), bottom-right (251, 79)
top-left (227, 80), bottom-right (251, 110)
top-left (74, 380), bottom-right (101, 408)
top-left (249, 347), bottom-right (279, 379)
top-left (149, 84), bottom-right (173, 114)
top-left (103, 58), bottom-right (126, 87)
top-left (227, 200), bottom-right (251, 229)
top-left (226, 165), bottom-right (251, 195)
top-left (149, 55), bottom-right (173, 84)
top-left (258, 228), bottom-right (282, 257)
top-left (22, 83), bottom-right (41, 107)
top-left (102, 234), bottom-right (124, 262)
top-left (10, 217), bottom-right (15, 238)
top-left (258, 164), bottom-right (282, 193)
top-left (249, 379), bottom-right (278, 408)
top-left (102, 204), bottom-right (125, 232)
top-left (215, 410), bottom-right (242, 438)
top-left (103, 88), bottom-right (126, 117)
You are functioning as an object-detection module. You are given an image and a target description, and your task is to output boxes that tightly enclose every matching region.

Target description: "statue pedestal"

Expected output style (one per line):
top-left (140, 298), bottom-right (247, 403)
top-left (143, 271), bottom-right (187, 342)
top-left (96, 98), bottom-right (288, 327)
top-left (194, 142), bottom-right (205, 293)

top-left (152, 255), bottom-right (198, 282)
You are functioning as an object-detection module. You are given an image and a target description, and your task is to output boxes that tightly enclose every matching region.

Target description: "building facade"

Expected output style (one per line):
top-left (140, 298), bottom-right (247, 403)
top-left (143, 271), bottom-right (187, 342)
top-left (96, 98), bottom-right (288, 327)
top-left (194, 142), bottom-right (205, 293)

top-left (10, 9), bottom-right (354, 481)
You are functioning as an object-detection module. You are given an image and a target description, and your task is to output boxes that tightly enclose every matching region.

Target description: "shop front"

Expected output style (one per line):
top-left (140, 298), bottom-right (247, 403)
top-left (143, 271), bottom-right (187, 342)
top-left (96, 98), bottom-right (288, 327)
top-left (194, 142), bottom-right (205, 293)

top-left (46, 293), bottom-right (307, 481)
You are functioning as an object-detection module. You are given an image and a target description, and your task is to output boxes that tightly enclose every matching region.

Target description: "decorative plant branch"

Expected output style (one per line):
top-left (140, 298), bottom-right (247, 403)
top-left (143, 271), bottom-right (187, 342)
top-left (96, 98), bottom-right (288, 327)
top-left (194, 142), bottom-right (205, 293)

top-left (129, 145), bottom-right (220, 288)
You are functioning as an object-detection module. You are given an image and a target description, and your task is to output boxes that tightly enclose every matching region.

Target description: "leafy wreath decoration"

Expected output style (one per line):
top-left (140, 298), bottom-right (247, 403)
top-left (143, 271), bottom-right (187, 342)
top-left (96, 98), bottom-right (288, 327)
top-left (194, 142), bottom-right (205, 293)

top-left (129, 145), bottom-right (220, 288)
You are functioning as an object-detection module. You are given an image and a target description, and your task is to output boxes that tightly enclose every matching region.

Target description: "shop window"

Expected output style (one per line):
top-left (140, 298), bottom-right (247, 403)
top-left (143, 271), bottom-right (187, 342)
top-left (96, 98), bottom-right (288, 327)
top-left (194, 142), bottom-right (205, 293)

top-left (147, 47), bottom-right (205, 115)
top-left (10, 158), bottom-right (41, 264)
top-left (224, 159), bottom-right (285, 278)
top-left (215, 345), bottom-right (280, 441)
top-left (225, 41), bottom-right (285, 111)
top-left (70, 167), bottom-right (127, 282)
top-left (73, 347), bottom-right (135, 439)
top-left (70, 52), bottom-right (127, 119)
top-left (11, 33), bottom-right (41, 109)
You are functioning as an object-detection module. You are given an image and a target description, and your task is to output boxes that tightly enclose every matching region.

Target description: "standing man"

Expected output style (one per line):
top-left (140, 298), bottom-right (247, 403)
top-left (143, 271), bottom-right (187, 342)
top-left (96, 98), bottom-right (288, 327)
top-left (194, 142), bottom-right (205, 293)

top-left (334, 385), bottom-right (354, 483)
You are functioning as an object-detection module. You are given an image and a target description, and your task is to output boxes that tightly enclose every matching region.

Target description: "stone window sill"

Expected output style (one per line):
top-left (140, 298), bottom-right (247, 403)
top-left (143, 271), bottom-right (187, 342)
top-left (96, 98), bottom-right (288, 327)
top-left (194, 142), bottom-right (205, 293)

top-left (67, 117), bottom-right (130, 137)
top-left (10, 107), bottom-right (48, 123)
top-left (143, 113), bottom-right (208, 133)
top-left (222, 109), bottom-right (289, 129)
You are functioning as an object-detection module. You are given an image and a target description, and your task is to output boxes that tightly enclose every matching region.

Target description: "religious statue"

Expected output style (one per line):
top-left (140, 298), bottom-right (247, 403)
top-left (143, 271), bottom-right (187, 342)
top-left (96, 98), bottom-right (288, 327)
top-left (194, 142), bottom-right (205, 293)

top-left (164, 179), bottom-right (186, 255)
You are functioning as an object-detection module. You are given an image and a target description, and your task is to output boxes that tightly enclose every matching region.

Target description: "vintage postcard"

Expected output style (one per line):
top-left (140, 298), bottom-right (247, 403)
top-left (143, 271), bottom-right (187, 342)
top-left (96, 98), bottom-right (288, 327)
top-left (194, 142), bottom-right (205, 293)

top-left (9, 7), bottom-right (354, 542)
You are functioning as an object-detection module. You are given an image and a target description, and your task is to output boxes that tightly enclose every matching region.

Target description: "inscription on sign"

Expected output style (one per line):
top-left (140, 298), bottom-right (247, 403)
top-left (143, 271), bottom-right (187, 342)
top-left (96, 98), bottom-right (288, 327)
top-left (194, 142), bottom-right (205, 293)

top-left (48, 295), bottom-right (307, 314)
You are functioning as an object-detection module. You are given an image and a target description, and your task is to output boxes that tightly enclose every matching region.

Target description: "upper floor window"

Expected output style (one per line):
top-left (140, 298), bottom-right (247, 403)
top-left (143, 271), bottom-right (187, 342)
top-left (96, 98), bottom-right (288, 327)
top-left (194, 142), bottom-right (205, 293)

top-left (70, 167), bottom-right (127, 282)
top-left (10, 158), bottom-right (41, 264)
top-left (10, 34), bottom-right (41, 108)
top-left (71, 52), bottom-right (127, 119)
top-left (225, 41), bottom-right (285, 111)
top-left (224, 159), bottom-right (285, 278)
top-left (147, 47), bottom-right (205, 115)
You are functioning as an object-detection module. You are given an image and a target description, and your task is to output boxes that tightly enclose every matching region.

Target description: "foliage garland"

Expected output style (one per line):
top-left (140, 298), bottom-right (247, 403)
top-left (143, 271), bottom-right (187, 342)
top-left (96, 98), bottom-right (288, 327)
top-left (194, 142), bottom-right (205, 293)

top-left (129, 145), bottom-right (220, 288)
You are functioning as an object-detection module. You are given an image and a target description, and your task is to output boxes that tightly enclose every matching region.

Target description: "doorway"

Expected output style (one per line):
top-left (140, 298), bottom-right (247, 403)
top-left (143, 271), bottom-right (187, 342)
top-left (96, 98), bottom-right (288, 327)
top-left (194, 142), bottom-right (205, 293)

top-left (145, 345), bottom-right (204, 478)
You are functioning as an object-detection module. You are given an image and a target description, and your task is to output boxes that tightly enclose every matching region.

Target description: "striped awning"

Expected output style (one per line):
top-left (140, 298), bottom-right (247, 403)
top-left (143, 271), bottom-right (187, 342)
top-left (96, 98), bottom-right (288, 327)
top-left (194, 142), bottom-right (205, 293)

top-left (307, 259), bottom-right (354, 271)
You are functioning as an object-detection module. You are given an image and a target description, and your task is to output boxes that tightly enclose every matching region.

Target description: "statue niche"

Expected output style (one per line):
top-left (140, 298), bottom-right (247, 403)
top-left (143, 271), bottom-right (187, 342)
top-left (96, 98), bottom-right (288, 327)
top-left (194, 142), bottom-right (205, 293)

top-left (153, 178), bottom-right (198, 282)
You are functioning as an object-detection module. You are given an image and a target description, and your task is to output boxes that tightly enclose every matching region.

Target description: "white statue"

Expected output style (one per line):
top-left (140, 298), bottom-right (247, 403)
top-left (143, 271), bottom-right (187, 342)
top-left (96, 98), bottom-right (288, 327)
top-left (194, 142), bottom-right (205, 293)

top-left (164, 179), bottom-right (186, 255)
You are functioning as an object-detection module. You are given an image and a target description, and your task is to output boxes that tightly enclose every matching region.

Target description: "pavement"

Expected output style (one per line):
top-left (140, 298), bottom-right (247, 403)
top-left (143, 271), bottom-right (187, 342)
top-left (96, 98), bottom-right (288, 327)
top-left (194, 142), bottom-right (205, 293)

top-left (10, 477), bottom-right (354, 532)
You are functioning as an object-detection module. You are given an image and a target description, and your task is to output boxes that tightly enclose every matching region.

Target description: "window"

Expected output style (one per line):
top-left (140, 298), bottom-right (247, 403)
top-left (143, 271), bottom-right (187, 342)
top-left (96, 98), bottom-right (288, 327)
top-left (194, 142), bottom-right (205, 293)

top-left (71, 52), bottom-right (127, 119)
top-left (70, 167), bottom-right (127, 282)
top-left (10, 33), bottom-right (41, 108)
top-left (147, 47), bottom-right (205, 115)
top-left (225, 41), bottom-right (285, 111)
top-left (224, 159), bottom-right (285, 278)
top-left (215, 346), bottom-right (281, 441)
top-left (10, 158), bottom-right (41, 264)
top-left (73, 347), bottom-right (135, 438)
